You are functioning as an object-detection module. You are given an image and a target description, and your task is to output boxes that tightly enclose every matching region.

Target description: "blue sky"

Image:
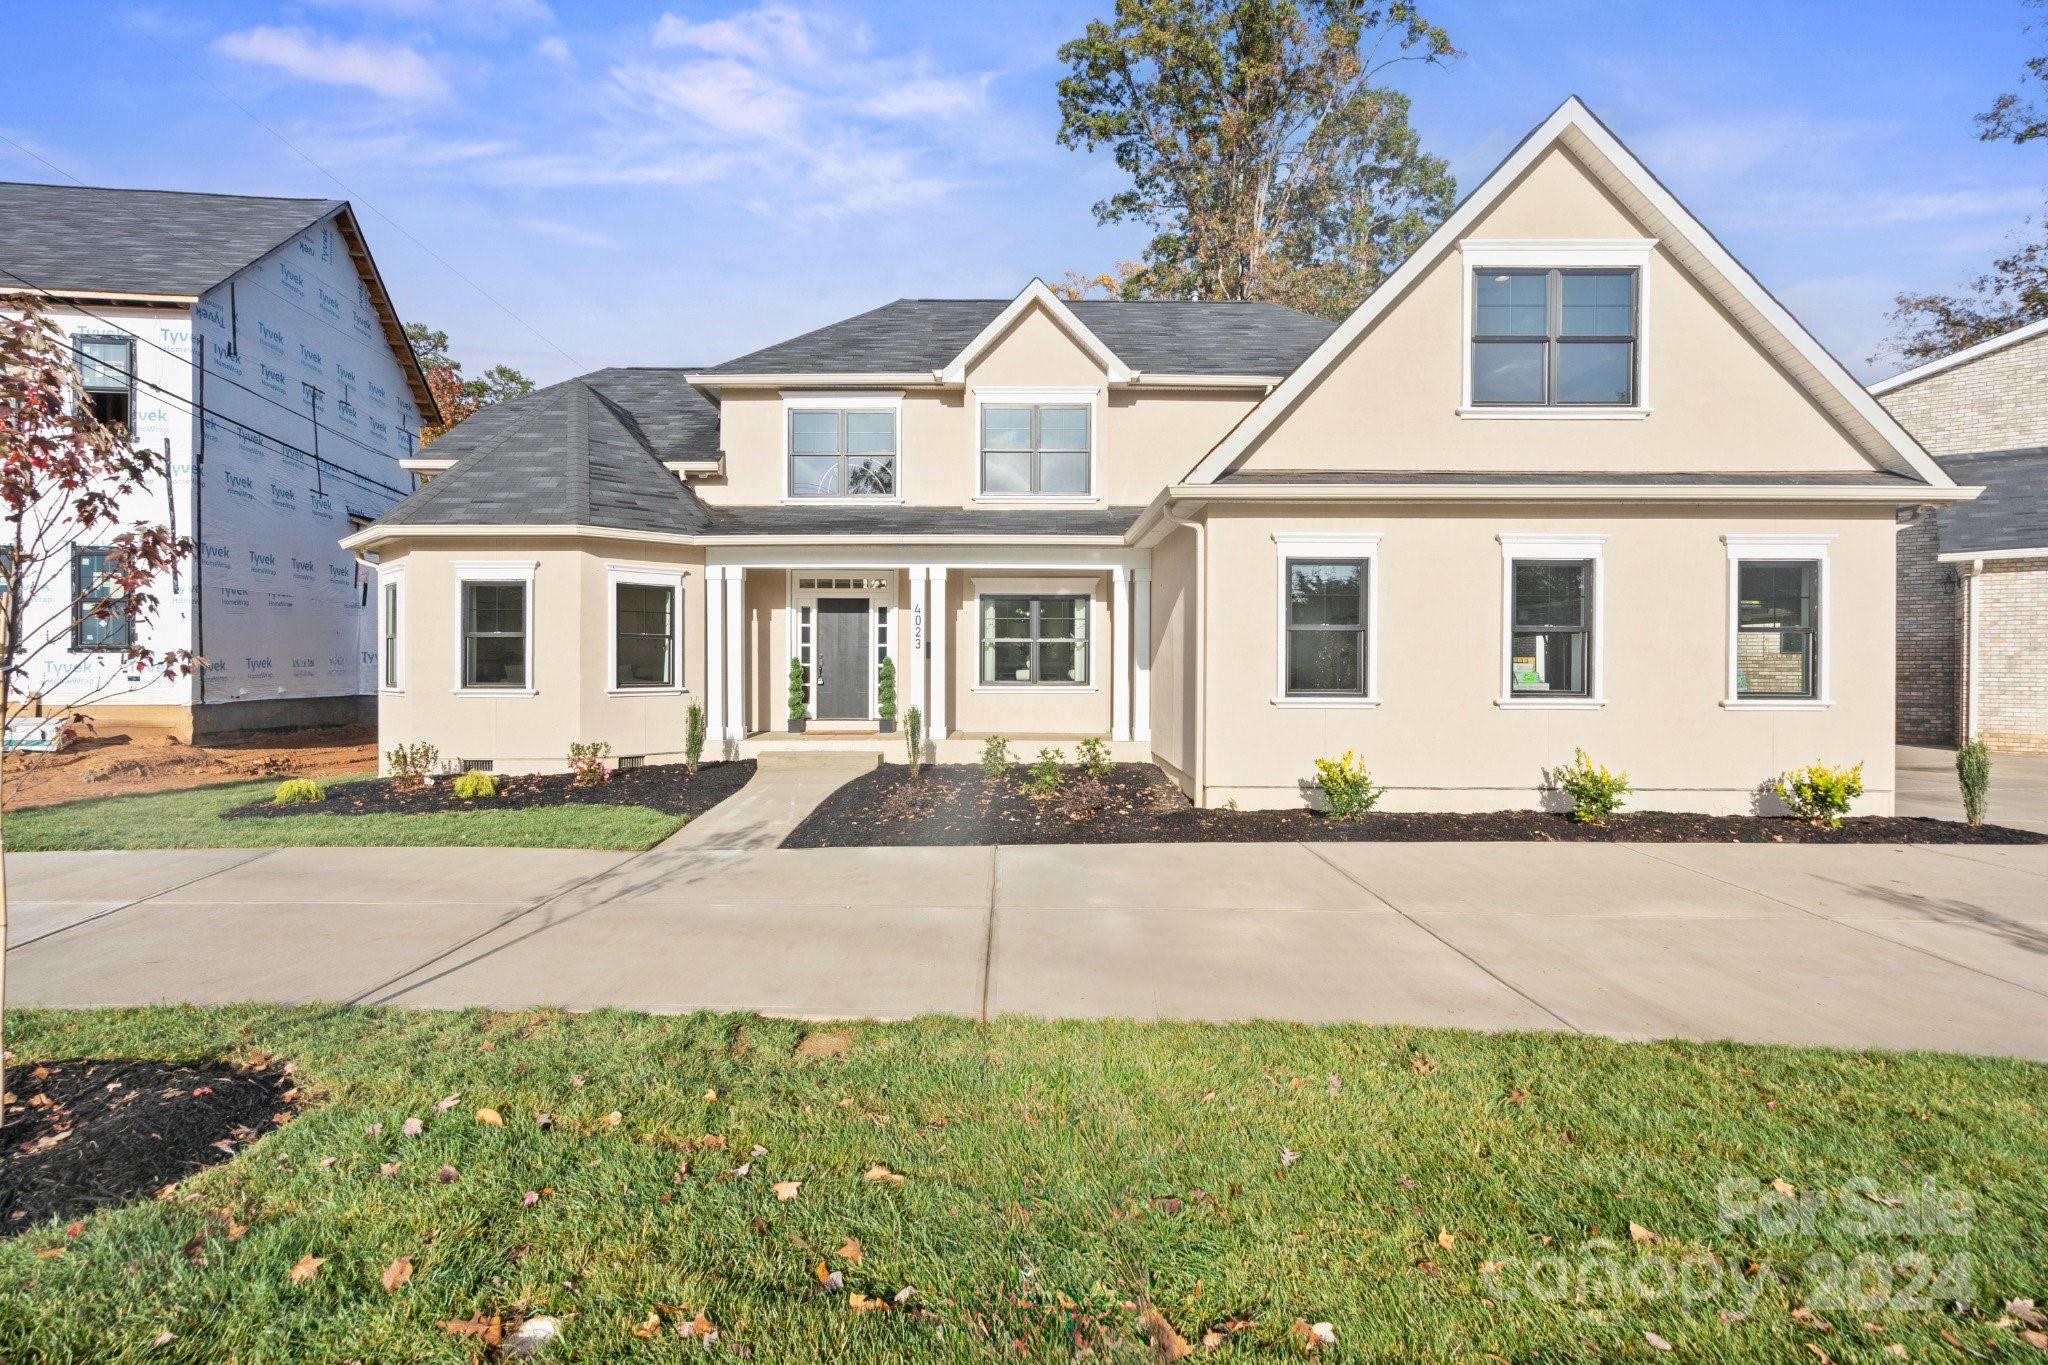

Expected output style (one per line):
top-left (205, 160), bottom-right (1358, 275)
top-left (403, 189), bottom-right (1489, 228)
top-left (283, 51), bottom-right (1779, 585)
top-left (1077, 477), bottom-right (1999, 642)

top-left (7, 0), bottom-right (2040, 385)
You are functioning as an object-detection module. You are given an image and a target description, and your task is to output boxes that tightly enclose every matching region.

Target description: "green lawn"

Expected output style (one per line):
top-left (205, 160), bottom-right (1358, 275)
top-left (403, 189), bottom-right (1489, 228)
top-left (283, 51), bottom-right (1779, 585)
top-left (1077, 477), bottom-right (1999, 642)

top-left (3, 777), bottom-right (683, 852)
top-left (1, 1006), bottom-right (2043, 1362)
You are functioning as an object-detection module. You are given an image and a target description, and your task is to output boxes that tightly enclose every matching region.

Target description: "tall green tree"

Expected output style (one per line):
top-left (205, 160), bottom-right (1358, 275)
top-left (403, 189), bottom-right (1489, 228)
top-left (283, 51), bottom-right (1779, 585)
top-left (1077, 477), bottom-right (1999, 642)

top-left (403, 322), bottom-right (536, 445)
top-left (1881, 0), bottom-right (2047, 364)
top-left (1056, 0), bottom-right (1459, 320)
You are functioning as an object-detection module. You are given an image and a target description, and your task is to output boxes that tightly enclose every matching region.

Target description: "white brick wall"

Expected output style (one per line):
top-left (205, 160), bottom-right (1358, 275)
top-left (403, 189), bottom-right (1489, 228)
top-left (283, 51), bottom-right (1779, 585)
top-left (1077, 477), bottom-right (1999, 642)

top-left (1882, 330), bottom-right (2048, 455)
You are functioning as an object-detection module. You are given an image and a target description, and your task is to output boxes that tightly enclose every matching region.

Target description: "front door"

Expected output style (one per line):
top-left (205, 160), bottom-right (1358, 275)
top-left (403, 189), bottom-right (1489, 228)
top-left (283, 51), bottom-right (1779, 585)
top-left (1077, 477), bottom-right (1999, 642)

top-left (814, 598), bottom-right (871, 720)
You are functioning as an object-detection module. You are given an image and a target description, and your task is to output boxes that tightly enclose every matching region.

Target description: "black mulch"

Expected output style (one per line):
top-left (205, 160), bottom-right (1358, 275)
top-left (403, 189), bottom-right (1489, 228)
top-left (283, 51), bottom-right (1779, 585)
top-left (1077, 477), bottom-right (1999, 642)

top-left (782, 762), bottom-right (2048, 848)
top-left (220, 759), bottom-right (756, 821)
top-left (0, 1059), bottom-right (298, 1233)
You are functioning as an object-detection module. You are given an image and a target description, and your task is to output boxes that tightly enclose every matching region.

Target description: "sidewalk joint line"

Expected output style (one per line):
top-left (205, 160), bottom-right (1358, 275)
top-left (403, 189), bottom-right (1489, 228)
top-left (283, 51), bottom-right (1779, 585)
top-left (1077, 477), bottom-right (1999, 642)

top-left (978, 845), bottom-right (1000, 1024)
top-left (8, 847), bottom-right (281, 951)
top-left (1299, 843), bottom-right (1583, 1033)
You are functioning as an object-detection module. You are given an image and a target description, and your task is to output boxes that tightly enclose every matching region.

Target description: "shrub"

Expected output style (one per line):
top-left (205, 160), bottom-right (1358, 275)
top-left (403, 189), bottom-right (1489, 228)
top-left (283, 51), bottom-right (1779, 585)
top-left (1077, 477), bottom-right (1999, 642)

top-left (387, 741), bottom-right (439, 790)
top-left (1058, 773), bottom-right (1110, 820)
top-left (1022, 747), bottom-right (1066, 797)
top-left (1075, 735), bottom-right (1113, 780)
top-left (272, 778), bottom-right (324, 806)
top-left (1956, 741), bottom-right (1991, 828)
top-left (877, 657), bottom-right (897, 725)
top-left (787, 656), bottom-right (809, 723)
top-left (452, 771), bottom-right (499, 799)
top-left (1555, 748), bottom-right (1630, 824)
top-left (980, 735), bottom-right (1012, 780)
top-left (567, 740), bottom-right (613, 786)
top-left (904, 706), bottom-right (923, 777)
top-left (1777, 761), bottom-right (1864, 828)
top-left (1312, 750), bottom-right (1385, 820)
top-left (685, 703), bottom-right (707, 777)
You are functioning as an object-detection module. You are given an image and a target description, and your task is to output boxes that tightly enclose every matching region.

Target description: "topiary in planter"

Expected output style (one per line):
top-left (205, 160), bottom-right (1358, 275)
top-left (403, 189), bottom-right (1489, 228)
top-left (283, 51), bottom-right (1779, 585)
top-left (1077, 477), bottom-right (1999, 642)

top-left (787, 657), bottom-right (809, 733)
top-left (876, 656), bottom-right (897, 733)
top-left (272, 778), bottom-right (325, 805)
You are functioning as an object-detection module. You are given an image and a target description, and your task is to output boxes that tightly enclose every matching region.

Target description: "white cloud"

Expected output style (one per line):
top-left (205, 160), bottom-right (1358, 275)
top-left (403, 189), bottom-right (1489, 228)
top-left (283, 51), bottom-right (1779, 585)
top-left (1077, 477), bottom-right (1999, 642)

top-left (516, 217), bottom-right (614, 247)
top-left (215, 25), bottom-right (450, 100)
top-left (1635, 112), bottom-right (1883, 182)
top-left (301, 0), bottom-right (553, 26)
top-left (612, 58), bottom-right (805, 141)
top-left (535, 35), bottom-right (572, 64)
top-left (653, 5), bottom-right (816, 63)
top-left (860, 75), bottom-right (989, 121)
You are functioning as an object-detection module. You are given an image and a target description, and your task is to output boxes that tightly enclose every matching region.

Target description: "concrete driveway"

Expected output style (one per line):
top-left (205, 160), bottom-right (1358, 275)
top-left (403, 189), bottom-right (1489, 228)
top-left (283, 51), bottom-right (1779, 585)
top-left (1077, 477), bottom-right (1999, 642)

top-left (8, 836), bottom-right (2045, 1061)
top-left (1898, 743), bottom-right (2048, 834)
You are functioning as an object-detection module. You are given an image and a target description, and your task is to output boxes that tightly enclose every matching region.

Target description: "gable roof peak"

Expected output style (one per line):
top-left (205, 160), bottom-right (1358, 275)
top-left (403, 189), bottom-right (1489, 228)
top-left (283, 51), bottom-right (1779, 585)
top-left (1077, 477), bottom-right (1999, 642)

top-left (936, 277), bottom-right (1133, 383)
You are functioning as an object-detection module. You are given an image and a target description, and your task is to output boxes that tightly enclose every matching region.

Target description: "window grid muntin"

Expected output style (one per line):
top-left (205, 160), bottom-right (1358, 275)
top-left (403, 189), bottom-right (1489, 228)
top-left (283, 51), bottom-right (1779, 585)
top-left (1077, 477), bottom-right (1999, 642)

top-left (1284, 558), bottom-right (1369, 697)
top-left (462, 580), bottom-right (528, 689)
top-left (788, 409), bottom-right (897, 498)
top-left (979, 593), bottom-right (1089, 685)
top-left (1508, 558), bottom-right (1593, 697)
top-left (613, 581), bottom-right (675, 689)
top-left (1735, 559), bottom-right (1819, 700)
top-left (382, 581), bottom-right (399, 688)
top-left (72, 545), bottom-right (133, 652)
top-left (979, 403), bottom-right (1091, 496)
top-left (1472, 267), bottom-right (1638, 407)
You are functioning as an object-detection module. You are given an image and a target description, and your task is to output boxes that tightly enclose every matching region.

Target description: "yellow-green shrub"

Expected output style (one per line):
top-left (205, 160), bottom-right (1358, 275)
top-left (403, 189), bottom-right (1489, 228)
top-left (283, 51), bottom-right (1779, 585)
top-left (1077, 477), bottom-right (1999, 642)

top-left (1554, 749), bottom-right (1630, 823)
top-left (1778, 762), bottom-right (1864, 827)
top-left (272, 778), bottom-right (325, 805)
top-left (1313, 750), bottom-right (1385, 819)
top-left (452, 771), bottom-right (499, 799)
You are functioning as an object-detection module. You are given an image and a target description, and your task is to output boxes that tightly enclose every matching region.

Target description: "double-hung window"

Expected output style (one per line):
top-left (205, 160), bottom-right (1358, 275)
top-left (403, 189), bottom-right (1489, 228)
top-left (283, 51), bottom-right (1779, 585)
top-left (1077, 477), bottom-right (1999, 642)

top-left (1471, 268), bottom-right (1638, 407)
top-left (380, 573), bottom-right (402, 690)
top-left (72, 546), bottom-right (133, 652)
top-left (1284, 560), bottom-right (1370, 697)
top-left (462, 580), bottom-right (528, 689)
top-left (788, 408), bottom-right (896, 498)
top-left (979, 400), bottom-right (1090, 497)
top-left (980, 594), bottom-right (1088, 685)
top-left (613, 579), bottom-right (677, 689)
top-left (1736, 561), bottom-right (1820, 700)
top-left (1510, 560), bottom-right (1594, 697)
top-left (74, 335), bottom-right (136, 430)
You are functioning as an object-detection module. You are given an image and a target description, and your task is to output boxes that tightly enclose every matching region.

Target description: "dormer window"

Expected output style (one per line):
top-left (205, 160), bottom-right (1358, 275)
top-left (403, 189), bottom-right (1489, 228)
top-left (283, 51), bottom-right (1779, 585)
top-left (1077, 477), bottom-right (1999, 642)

top-left (975, 388), bottom-right (1094, 499)
top-left (1472, 268), bottom-right (1637, 406)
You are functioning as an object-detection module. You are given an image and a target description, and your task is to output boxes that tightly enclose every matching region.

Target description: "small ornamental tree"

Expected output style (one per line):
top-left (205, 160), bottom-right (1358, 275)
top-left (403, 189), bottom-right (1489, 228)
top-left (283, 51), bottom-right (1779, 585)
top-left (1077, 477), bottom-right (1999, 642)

top-left (1, 293), bottom-right (196, 1099)
top-left (876, 656), bottom-right (898, 731)
top-left (787, 656), bottom-right (809, 730)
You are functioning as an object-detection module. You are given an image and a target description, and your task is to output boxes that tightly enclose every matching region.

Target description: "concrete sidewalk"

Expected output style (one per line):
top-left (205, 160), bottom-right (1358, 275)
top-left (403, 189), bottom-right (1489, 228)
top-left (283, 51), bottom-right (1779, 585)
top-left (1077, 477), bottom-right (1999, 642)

top-left (8, 838), bottom-right (2045, 1061)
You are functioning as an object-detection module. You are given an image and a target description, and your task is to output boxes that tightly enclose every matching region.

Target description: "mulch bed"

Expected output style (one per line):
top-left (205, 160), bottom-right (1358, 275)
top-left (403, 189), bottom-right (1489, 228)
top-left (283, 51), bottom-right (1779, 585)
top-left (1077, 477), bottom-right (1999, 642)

top-left (220, 759), bottom-right (756, 821)
top-left (782, 763), bottom-right (2048, 848)
top-left (1, 1059), bottom-right (298, 1233)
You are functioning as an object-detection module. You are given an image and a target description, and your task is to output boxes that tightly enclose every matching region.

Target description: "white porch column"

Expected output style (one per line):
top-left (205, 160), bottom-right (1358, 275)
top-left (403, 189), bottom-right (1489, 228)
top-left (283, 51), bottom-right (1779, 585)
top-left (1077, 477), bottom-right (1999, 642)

top-left (723, 567), bottom-right (746, 743)
top-left (906, 565), bottom-right (929, 724)
top-left (703, 565), bottom-right (726, 749)
top-left (1132, 566), bottom-right (1152, 743)
top-left (1110, 565), bottom-right (1132, 742)
top-left (927, 566), bottom-right (949, 740)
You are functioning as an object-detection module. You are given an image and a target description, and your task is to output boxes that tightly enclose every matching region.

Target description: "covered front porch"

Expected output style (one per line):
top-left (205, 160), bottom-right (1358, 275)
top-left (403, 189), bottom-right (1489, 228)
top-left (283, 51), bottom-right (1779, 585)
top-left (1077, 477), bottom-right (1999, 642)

top-left (697, 547), bottom-right (1155, 760)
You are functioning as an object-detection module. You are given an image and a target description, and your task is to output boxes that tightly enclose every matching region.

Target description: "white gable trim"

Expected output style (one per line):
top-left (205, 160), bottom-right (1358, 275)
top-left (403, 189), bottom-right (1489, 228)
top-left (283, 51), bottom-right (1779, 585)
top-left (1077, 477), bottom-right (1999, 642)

top-left (1183, 96), bottom-right (1954, 490)
top-left (1869, 317), bottom-right (2048, 394)
top-left (937, 278), bottom-right (1132, 384)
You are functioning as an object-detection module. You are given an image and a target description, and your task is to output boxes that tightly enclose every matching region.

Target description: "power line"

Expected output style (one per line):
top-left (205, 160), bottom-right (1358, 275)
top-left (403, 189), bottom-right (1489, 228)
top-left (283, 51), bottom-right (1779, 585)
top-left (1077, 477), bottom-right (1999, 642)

top-left (0, 130), bottom-right (83, 186)
top-left (130, 34), bottom-right (583, 373)
top-left (0, 264), bottom-right (417, 481)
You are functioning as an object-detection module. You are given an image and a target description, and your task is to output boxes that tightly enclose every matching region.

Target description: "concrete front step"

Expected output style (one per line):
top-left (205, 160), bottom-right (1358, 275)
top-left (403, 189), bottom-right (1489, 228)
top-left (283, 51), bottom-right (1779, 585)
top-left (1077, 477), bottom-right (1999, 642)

top-left (753, 749), bottom-right (882, 772)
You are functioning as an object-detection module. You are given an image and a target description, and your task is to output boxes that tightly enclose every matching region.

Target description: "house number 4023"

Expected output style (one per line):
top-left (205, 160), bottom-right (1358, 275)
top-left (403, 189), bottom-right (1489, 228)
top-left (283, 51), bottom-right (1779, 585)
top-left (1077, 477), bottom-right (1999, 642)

top-left (910, 603), bottom-right (924, 652)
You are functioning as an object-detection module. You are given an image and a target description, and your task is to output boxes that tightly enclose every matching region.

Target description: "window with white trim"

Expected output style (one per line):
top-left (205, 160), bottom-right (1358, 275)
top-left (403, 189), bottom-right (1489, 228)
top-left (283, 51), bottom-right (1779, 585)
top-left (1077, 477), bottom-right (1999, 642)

top-left (788, 408), bottom-right (896, 497)
top-left (74, 335), bottom-right (136, 430)
top-left (1472, 268), bottom-right (1638, 406)
top-left (1496, 534), bottom-right (1607, 705)
top-left (462, 581), bottom-right (527, 688)
top-left (380, 572), bottom-right (403, 690)
top-left (613, 580), bottom-right (676, 689)
top-left (1272, 534), bottom-right (1380, 705)
top-left (980, 403), bottom-right (1090, 496)
top-left (1724, 537), bottom-right (1830, 706)
top-left (980, 595), bottom-right (1088, 684)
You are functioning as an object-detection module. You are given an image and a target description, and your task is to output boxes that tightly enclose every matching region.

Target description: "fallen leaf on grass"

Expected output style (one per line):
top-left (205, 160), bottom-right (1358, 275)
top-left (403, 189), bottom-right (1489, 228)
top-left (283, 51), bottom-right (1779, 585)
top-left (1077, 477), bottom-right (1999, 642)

top-left (632, 1311), bottom-right (663, 1338)
top-left (601, 1110), bottom-right (623, 1127)
top-left (381, 1257), bottom-right (414, 1292)
top-left (1771, 1178), bottom-right (1798, 1196)
top-left (435, 1094), bottom-right (461, 1112)
top-left (1806, 1346), bottom-right (1834, 1364)
top-left (773, 1181), bottom-right (802, 1202)
top-left (1290, 1319), bottom-right (1336, 1351)
top-left (148, 1330), bottom-right (175, 1348)
top-left (863, 1164), bottom-right (906, 1185)
top-left (2012, 1301), bottom-right (2048, 1330)
top-left (1200, 1315), bottom-right (1253, 1349)
top-left (893, 1285), bottom-right (915, 1304)
top-left (814, 1260), bottom-right (845, 1292)
top-left (438, 1165), bottom-right (458, 1184)
top-left (1644, 1331), bottom-right (1673, 1352)
top-left (440, 1313), bottom-right (503, 1344)
top-left (523, 1191), bottom-right (541, 1207)
top-left (288, 1255), bottom-right (325, 1284)
top-left (1436, 1228), bottom-right (1456, 1251)
top-left (1791, 1307), bottom-right (1833, 1333)
top-left (837, 1237), bottom-right (864, 1263)
top-left (1628, 1222), bottom-right (1661, 1244)
top-left (319, 1157), bottom-right (338, 1170)
top-left (379, 1162), bottom-right (401, 1178)
top-left (504, 1316), bottom-right (560, 1359)
top-left (1138, 1305), bottom-right (1192, 1361)
top-left (401, 1118), bottom-right (424, 1138)
top-left (476, 1108), bottom-right (503, 1127)
top-left (1410, 1054), bottom-right (1436, 1076)
top-left (677, 1311), bottom-right (717, 1339)
top-left (848, 1292), bottom-right (888, 1314)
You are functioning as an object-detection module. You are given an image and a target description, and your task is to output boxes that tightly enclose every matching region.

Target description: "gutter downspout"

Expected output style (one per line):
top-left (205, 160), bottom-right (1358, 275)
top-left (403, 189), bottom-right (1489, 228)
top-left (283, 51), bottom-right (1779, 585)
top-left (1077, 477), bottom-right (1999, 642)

top-left (1161, 500), bottom-right (1206, 806)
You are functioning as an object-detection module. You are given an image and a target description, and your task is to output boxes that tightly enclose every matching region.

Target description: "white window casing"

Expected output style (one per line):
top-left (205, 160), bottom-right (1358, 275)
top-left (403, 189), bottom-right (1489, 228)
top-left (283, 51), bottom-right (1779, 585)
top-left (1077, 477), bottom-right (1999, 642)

top-left (968, 575), bottom-right (1101, 692)
top-left (1458, 238), bottom-right (1656, 418)
top-left (605, 564), bottom-right (687, 696)
top-left (779, 391), bottom-right (904, 504)
top-left (1271, 532), bottom-right (1381, 708)
top-left (1722, 534), bottom-right (1832, 710)
top-left (1496, 533), bottom-right (1607, 709)
top-left (452, 559), bottom-right (538, 696)
top-left (969, 387), bottom-right (1102, 503)
top-left (379, 566), bottom-right (405, 694)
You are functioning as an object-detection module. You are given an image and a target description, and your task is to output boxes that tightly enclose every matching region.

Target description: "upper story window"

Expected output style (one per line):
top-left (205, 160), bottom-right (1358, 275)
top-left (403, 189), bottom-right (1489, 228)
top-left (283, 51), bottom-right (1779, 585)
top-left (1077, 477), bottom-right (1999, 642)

top-left (72, 546), bottom-right (133, 652)
top-left (789, 408), bottom-right (896, 498)
top-left (74, 335), bottom-right (136, 430)
top-left (1472, 268), bottom-right (1637, 407)
top-left (979, 398), bottom-right (1091, 497)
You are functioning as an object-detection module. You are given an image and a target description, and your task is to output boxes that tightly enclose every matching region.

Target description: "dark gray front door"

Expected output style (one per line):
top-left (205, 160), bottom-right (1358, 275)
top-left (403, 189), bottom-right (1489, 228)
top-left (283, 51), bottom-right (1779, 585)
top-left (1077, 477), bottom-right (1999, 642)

top-left (815, 598), bottom-right (871, 719)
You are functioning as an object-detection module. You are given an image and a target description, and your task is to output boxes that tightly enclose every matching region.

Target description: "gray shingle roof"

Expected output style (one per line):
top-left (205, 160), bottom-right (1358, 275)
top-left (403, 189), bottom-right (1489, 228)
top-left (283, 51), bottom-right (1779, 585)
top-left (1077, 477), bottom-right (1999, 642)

top-left (706, 505), bottom-right (1143, 537)
top-left (701, 298), bottom-right (1336, 377)
top-left (0, 181), bottom-right (345, 296)
top-left (1933, 448), bottom-right (2048, 556)
top-left (376, 374), bottom-right (710, 534)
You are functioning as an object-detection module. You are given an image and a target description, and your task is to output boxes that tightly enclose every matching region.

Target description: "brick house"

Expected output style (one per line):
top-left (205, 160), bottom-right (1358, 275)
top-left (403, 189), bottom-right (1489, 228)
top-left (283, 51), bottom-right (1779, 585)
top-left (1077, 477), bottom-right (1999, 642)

top-left (1875, 319), bottom-right (2048, 753)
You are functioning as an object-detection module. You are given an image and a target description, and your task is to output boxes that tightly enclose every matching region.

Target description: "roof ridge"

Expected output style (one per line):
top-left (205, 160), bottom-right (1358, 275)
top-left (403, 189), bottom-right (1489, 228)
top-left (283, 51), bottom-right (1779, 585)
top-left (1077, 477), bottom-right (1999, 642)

top-left (0, 179), bottom-right (342, 206)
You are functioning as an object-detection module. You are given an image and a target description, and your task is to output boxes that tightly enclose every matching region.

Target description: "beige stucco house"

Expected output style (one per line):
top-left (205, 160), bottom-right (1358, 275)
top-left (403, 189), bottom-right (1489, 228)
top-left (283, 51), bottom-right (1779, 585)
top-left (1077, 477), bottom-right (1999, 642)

top-left (343, 98), bottom-right (1974, 814)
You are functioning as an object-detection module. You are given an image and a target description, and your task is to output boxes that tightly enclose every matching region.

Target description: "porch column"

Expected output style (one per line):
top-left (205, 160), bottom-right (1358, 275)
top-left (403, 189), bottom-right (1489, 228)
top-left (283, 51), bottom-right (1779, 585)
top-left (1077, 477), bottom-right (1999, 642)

top-left (703, 565), bottom-right (726, 748)
top-left (927, 566), bottom-right (949, 740)
top-left (1132, 566), bottom-right (1152, 743)
top-left (906, 565), bottom-right (929, 723)
top-left (1111, 565), bottom-right (1132, 742)
top-left (723, 567), bottom-right (746, 744)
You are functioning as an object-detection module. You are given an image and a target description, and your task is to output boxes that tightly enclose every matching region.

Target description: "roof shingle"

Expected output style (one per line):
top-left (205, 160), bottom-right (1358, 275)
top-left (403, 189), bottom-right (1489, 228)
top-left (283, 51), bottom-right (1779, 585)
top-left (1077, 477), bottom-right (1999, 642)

top-left (1932, 448), bottom-right (2048, 556)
